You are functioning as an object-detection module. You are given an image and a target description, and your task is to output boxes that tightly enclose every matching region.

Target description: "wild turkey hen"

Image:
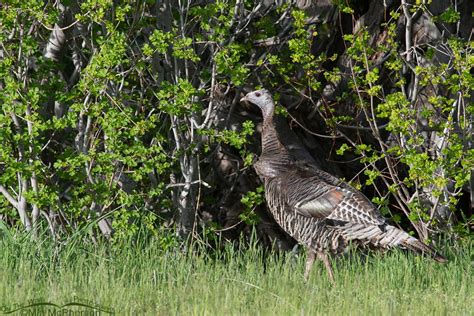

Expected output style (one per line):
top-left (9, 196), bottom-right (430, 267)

top-left (240, 89), bottom-right (446, 281)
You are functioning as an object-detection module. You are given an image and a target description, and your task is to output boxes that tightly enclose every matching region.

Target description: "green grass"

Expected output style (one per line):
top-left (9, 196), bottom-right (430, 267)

top-left (0, 232), bottom-right (472, 315)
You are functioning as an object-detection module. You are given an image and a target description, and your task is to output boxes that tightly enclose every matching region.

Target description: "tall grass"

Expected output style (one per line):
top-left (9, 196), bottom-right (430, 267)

top-left (0, 230), bottom-right (472, 315)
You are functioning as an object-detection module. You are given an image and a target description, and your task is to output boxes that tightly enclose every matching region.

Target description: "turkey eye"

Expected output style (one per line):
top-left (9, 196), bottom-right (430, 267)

top-left (255, 92), bottom-right (261, 97)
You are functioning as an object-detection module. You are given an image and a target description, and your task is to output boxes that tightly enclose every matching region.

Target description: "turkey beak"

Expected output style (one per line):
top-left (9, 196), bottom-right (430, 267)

top-left (240, 96), bottom-right (248, 103)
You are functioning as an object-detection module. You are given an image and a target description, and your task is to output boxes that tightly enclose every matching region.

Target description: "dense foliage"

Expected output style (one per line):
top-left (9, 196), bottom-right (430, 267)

top-left (0, 0), bottom-right (472, 246)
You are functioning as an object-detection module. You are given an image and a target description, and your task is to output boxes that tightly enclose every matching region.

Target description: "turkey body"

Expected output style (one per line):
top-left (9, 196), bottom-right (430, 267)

top-left (241, 89), bottom-right (446, 281)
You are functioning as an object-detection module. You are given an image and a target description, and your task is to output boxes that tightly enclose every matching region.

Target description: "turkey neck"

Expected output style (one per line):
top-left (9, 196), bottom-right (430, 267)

top-left (260, 108), bottom-right (291, 162)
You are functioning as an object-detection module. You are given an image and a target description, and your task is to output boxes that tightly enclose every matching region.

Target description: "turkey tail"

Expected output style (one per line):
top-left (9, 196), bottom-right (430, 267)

top-left (401, 234), bottom-right (447, 263)
top-left (341, 223), bottom-right (447, 262)
top-left (381, 225), bottom-right (447, 263)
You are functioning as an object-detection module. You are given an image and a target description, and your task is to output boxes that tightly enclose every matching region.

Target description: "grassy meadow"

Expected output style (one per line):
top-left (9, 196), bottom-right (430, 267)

top-left (0, 230), bottom-right (472, 315)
